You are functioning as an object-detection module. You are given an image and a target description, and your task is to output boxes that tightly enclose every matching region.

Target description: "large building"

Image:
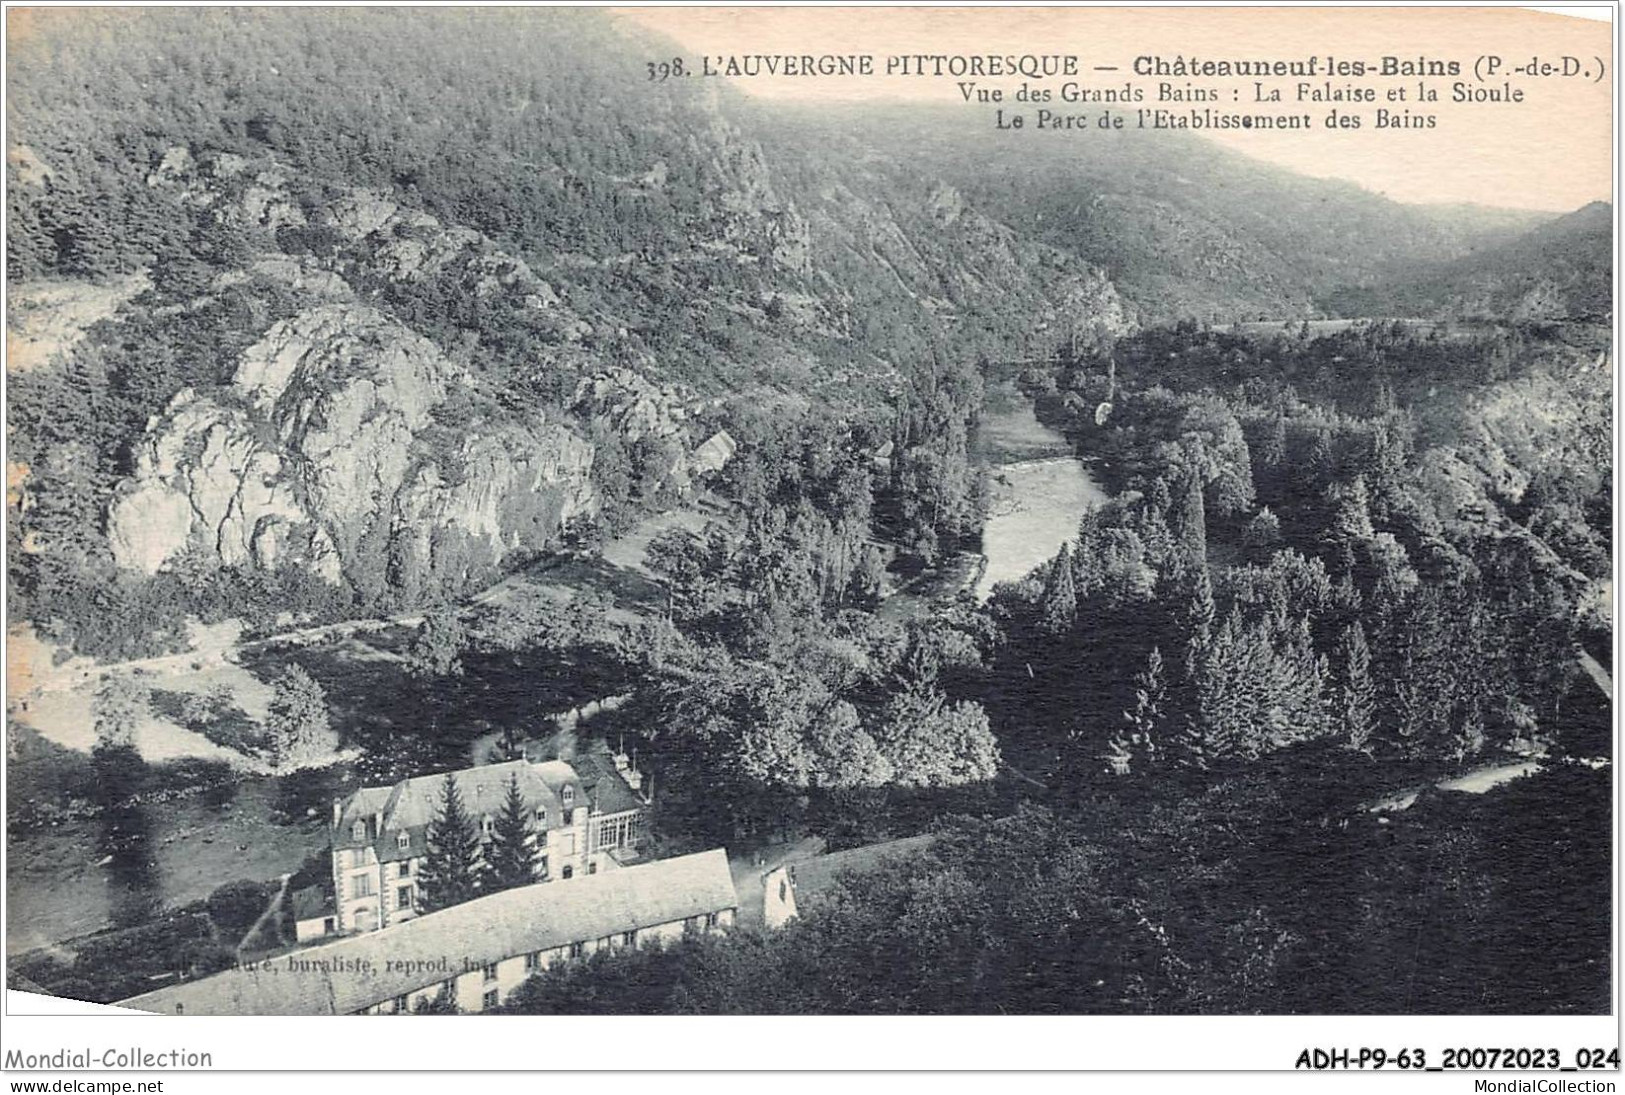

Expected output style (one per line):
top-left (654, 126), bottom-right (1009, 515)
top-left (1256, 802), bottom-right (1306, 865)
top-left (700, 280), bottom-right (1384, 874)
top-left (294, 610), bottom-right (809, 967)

top-left (330, 744), bottom-right (648, 933)
top-left (117, 849), bottom-right (738, 1016)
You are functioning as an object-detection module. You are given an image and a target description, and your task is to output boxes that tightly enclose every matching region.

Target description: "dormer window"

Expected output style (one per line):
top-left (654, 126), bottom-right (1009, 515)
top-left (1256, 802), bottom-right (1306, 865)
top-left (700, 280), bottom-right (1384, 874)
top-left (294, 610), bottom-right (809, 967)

top-left (352, 821), bottom-right (366, 841)
top-left (535, 807), bottom-right (547, 826)
top-left (562, 786), bottom-right (574, 807)
top-left (482, 815), bottom-right (494, 835)
top-left (396, 832), bottom-right (411, 851)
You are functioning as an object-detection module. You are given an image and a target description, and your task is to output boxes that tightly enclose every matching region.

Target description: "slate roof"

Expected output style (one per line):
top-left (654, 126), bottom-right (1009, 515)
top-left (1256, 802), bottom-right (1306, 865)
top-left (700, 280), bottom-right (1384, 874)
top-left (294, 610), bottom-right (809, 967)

top-left (334, 760), bottom-right (568, 863)
top-left (788, 834), bottom-right (939, 904)
top-left (334, 750), bottom-right (648, 863)
top-left (531, 760), bottom-right (582, 806)
top-left (570, 748), bottom-right (644, 816)
top-left (289, 885), bottom-right (333, 923)
top-left (116, 849), bottom-right (738, 1016)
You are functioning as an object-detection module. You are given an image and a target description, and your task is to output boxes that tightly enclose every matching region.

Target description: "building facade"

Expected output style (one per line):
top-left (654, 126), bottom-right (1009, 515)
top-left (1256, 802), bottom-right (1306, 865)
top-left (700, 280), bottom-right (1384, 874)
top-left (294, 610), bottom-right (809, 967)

top-left (117, 849), bottom-right (739, 1016)
top-left (329, 745), bottom-right (648, 934)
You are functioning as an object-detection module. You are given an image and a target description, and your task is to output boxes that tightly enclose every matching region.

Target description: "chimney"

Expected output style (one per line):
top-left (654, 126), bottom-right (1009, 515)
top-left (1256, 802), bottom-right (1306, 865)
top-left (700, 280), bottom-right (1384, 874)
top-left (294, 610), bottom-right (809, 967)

top-left (332, 800), bottom-right (342, 830)
top-left (373, 811), bottom-right (383, 838)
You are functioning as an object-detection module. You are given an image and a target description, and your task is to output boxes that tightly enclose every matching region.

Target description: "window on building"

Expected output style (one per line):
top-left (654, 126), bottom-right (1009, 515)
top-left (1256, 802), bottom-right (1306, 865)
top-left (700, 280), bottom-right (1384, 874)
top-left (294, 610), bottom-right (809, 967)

top-left (569, 941), bottom-right (584, 959)
top-left (621, 930), bottom-right (637, 948)
top-left (597, 815), bottom-right (633, 850)
top-left (351, 874), bottom-right (374, 899)
top-left (483, 963), bottom-right (498, 983)
top-left (399, 861), bottom-right (412, 879)
top-left (588, 861), bottom-right (598, 875)
top-left (524, 951), bottom-right (540, 971)
top-left (562, 785), bottom-right (574, 806)
top-left (352, 820), bottom-right (366, 841)
top-left (538, 855), bottom-right (549, 879)
top-left (395, 994), bottom-right (408, 1014)
top-left (397, 886), bottom-right (412, 910)
top-left (350, 848), bottom-right (369, 869)
top-left (562, 865), bottom-right (573, 880)
top-left (481, 815), bottom-right (494, 836)
top-left (483, 989), bottom-right (499, 1011)
top-left (535, 807), bottom-right (547, 826)
top-left (705, 912), bottom-right (719, 929)
top-left (397, 832), bottom-right (410, 850)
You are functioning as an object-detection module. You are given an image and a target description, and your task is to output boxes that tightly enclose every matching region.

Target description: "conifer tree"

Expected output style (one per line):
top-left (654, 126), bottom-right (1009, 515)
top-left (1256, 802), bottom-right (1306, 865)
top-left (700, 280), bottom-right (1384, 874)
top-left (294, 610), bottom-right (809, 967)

top-left (1184, 565), bottom-right (1217, 667)
top-left (419, 773), bottom-right (483, 913)
top-left (485, 773), bottom-right (538, 892)
top-left (1259, 413), bottom-right (1286, 468)
top-left (1329, 475), bottom-right (1375, 545)
top-left (1171, 711), bottom-right (1211, 774)
top-left (1039, 543), bottom-right (1078, 638)
top-left (1147, 476), bottom-right (1173, 518)
top-left (1199, 607), bottom-right (1259, 762)
top-left (1112, 646), bottom-right (1167, 775)
top-left (1307, 430), bottom-right (1336, 485)
top-left (1336, 622), bottom-right (1375, 753)
top-left (1174, 472), bottom-right (1208, 566)
top-left (1168, 566), bottom-right (1219, 774)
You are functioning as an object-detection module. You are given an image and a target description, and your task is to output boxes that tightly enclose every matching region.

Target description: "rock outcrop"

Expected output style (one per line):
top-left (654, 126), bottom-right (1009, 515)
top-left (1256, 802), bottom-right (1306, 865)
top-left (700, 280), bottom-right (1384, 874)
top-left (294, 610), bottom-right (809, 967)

top-left (107, 305), bottom-right (599, 597)
top-left (572, 367), bottom-right (738, 493)
top-left (6, 272), bottom-right (152, 374)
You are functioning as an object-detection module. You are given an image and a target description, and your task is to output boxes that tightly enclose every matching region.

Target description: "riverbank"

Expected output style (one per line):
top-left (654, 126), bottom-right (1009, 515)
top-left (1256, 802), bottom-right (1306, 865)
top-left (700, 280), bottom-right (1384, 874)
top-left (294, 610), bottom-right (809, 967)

top-left (972, 385), bottom-right (1110, 601)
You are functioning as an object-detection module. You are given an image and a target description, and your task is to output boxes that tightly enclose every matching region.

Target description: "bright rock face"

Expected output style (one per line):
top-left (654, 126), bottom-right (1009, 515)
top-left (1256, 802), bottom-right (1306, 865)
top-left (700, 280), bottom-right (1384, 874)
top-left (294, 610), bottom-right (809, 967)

top-left (107, 305), bottom-right (599, 597)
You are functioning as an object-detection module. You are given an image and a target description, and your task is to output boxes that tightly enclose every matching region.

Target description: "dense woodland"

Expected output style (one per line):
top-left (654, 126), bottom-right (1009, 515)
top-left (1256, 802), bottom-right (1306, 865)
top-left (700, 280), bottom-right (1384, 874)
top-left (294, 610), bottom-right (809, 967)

top-left (499, 766), bottom-right (1609, 1015)
top-left (483, 315), bottom-right (1613, 1016)
top-left (5, 9), bottom-right (1613, 1015)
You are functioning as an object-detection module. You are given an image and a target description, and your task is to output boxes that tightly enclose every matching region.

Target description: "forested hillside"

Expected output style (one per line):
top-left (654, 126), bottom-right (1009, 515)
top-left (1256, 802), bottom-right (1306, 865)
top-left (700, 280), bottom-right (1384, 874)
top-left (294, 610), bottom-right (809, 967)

top-left (11, 9), bottom-right (1604, 663)
top-left (761, 102), bottom-right (1554, 323)
top-left (1323, 201), bottom-right (1613, 321)
top-left (7, 8), bottom-right (1114, 655)
top-left (6, 7), bottom-right (1612, 1018)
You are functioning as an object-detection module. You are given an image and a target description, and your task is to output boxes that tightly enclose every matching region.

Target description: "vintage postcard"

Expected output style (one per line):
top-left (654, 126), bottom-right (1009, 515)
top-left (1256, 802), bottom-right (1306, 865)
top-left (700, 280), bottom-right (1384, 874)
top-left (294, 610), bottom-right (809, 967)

top-left (1, 1), bottom-right (1616, 1079)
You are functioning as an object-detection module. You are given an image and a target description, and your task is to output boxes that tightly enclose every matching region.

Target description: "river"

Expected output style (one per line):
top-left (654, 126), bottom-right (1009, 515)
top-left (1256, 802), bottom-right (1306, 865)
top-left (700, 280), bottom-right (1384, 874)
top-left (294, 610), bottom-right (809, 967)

top-left (973, 388), bottom-right (1109, 601)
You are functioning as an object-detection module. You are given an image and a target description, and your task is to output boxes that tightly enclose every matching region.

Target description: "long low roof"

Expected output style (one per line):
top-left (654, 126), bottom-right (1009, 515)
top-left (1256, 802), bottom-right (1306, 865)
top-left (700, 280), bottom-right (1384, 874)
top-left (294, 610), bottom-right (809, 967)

top-left (789, 834), bottom-right (939, 904)
top-left (117, 849), bottom-right (737, 1016)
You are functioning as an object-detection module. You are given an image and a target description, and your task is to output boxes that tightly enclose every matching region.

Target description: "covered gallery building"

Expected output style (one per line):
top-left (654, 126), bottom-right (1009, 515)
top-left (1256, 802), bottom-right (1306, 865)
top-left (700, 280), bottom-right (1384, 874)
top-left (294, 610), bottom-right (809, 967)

top-left (117, 849), bottom-right (738, 1016)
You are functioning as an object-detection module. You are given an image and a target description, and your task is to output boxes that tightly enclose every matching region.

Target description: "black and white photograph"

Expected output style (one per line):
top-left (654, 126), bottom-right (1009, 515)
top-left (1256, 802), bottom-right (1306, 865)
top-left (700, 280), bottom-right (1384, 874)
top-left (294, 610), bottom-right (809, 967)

top-left (0, 0), bottom-right (1617, 1078)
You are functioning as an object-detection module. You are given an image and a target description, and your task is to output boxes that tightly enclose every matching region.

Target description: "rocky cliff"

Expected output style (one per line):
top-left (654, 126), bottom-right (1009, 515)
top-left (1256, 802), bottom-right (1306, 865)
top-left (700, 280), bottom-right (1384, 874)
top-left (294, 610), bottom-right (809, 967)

top-left (91, 123), bottom-right (1130, 602)
top-left (108, 304), bottom-right (598, 598)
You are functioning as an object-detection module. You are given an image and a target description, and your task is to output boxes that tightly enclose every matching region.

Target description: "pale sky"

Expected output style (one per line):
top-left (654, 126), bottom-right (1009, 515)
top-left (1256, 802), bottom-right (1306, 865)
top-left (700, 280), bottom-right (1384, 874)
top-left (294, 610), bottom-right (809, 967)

top-left (619, 6), bottom-right (1613, 211)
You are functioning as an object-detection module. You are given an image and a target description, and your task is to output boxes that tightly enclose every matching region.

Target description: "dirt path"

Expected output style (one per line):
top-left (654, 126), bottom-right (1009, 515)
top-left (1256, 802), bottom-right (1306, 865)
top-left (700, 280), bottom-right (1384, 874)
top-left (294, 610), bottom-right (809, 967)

top-left (238, 873), bottom-right (293, 960)
top-left (1364, 755), bottom-right (1547, 813)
